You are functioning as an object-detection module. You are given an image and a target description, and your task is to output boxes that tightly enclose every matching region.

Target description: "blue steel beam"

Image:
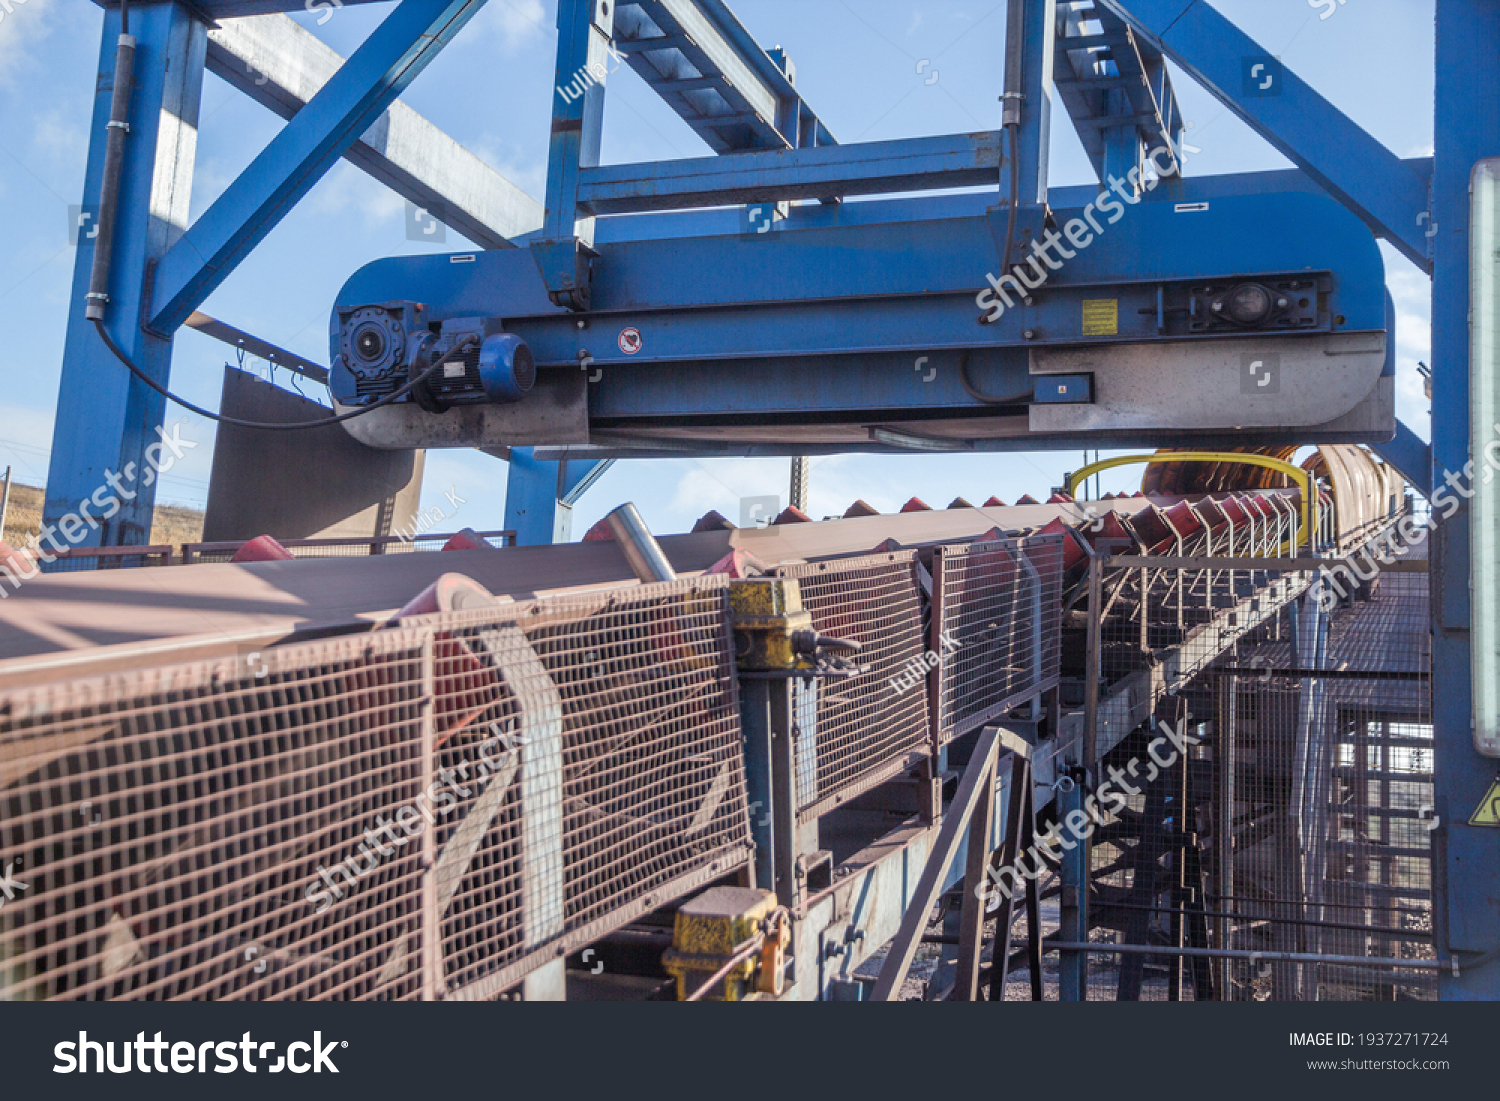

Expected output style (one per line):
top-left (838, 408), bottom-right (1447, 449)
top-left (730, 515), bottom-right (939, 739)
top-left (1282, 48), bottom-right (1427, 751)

top-left (148, 0), bottom-right (488, 334)
top-left (503, 449), bottom-right (610, 545)
top-left (575, 132), bottom-right (1002, 215)
top-left (1431, 0), bottom-right (1500, 1000)
top-left (1056, 1), bottom-right (1183, 185)
top-left (582, 160), bottom-right (1434, 244)
top-left (1096, 0), bottom-right (1432, 272)
top-left (341, 191), bottom-right (1388, 359)
top-left (43, 5), bottom-right (206, 547)
top-left (532, 0), bottom-right (615, 310)
top-left (616, 0), bottom-right (834, 153)
top-left (1372, 420), bottom-right (1432, 500)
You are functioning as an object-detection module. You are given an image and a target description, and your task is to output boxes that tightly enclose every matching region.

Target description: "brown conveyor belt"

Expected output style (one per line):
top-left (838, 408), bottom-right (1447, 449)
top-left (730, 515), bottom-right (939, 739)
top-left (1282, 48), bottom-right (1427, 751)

top-left (0, 498), bottom-right (1196, 680)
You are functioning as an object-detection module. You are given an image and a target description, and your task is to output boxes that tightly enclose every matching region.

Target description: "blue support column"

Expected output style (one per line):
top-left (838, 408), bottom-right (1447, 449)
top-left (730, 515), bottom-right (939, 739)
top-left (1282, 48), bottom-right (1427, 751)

top-left (1011, 0), bottom-right (1055, 208)
top-left (149, 0), bottom-right (487, 333)
top-left (531, 0), bottom-right (614, 310)
top-left (43, 4), bottom-right (206, 547)
top-left (503, 448), bottom-right (611, 545)
top-left (1433, 0), bottom-right (1500, 1000)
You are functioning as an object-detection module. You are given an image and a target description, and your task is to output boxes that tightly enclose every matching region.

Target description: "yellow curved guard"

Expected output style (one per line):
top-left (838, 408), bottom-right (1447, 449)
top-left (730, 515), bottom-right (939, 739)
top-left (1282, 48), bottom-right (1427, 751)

top-left (1063, 451), bottom-right (1317, 551)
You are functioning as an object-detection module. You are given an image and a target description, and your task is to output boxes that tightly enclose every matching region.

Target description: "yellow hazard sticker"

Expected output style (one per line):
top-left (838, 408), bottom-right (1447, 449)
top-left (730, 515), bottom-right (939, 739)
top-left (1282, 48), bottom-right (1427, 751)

top-left (1470, 777), bottom-right (1500, 826)
top-left (1082, 299), bottom-right (1118, 337)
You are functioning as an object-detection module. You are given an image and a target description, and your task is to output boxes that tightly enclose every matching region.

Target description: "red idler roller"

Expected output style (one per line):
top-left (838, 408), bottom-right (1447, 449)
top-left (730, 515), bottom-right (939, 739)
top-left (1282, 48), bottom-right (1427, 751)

top-left (1128, 504), bottom-right (1177, 555)
top-left (900, 497), bottom-right (932, 513)
top-left (1047, 491), bottom-right (1074, 504)
top-left (772, 505), bottom-right (813, 524)
top-left (982, 496), bottom-right (1007, 507)
top-left (1035, 516), bottom-right (1090, 580)
top-left (395, 572), bottom-right (499, 619)
top-left (441, 527), bottom-right (494, 551)
top-left (1244, 495), bottom-right (1277, 522)
top-left (1219, 495), bottom-right (1251, 527)
top-left (582, 518), bottom-right (615, 541)
top-left (844, 499), bottom-right (881, 518)
top-left (1080, 509), bottom-right (1140, 554)
top-left (390, 573), bottom-right (505, 746)
top-left (1194, 498), bottom-right (1230, 532)
top-left (1161, 501), bottom-right (1204, 544)
top-left (230, 535), bottom-right (294, 562)
top-left (1015, 494), bottom-right (1041, 505)
top-left (947, 497), bottom-right (974, 509)
top-left (706, 548), bottom-right (769, 578)
top-left (692, 510), bottom-right (736, 532)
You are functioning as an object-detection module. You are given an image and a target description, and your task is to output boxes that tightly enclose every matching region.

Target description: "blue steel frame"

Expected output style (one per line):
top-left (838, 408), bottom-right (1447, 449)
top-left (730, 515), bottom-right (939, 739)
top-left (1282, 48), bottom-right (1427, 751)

top-left (45, 0), bottom-right (1492, 997)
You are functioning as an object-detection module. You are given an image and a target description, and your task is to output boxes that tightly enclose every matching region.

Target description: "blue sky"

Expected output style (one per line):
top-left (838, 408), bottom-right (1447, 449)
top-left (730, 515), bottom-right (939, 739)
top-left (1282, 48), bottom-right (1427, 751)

top-left (0, 0), bottom-right (1434, 539)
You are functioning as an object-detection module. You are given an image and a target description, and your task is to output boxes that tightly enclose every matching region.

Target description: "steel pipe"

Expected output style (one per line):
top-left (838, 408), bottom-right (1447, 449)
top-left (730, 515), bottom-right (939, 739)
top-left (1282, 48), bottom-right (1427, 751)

top-left (605, 502), bottom-right (678, 583)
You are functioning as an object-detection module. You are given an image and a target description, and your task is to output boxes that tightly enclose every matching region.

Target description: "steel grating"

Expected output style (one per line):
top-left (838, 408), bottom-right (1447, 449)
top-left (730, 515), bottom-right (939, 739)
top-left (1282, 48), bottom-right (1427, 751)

top-left (0, 576), bottom-right (751, 1000)
top-left (935, 534), bottom-right (1064, 743)
top-left (774, 551), bottom-right (931, 819)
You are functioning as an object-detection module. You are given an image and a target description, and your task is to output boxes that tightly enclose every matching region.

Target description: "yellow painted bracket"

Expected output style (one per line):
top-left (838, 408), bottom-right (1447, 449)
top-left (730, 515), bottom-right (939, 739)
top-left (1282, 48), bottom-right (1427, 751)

top-left (1064, 451), bottom-right (1317, 551)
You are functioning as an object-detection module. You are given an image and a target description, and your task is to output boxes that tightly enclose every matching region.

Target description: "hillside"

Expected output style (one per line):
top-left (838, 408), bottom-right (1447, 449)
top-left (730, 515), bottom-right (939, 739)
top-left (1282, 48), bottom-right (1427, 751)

top-left (2, 481), bottom-right (205, 552)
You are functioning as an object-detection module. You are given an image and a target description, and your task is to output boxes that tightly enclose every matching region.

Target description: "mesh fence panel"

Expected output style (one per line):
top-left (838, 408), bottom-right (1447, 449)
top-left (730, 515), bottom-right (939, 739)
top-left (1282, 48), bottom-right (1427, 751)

top-left (935, 534), bottom-right (1064, 744)
top-left (774, 551), bottom-right (931, 820)
top-left (0, 577), bottom-right (750, 1001)
top-left (1083, 541), bottom-right (1433, 1001)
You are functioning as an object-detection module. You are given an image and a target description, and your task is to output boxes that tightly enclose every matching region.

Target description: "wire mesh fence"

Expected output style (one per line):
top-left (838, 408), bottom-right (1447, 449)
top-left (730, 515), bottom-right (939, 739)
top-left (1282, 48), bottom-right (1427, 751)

top-left (35, 546), bottom-right (175, 573)
top-left (774, 551), bottom-right (933, 821)
top-left (0, 577), bottom-right (750, 1001)
top-left (934, 534), bottom-right (1065, 744)
top-left (1082, 541), bottom-right (1433, 1001)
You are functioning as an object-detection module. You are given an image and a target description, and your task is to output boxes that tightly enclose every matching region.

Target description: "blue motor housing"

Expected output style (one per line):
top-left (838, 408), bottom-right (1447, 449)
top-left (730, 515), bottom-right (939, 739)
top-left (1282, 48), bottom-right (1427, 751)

top-left (330, 303), bottom-right (535, 410)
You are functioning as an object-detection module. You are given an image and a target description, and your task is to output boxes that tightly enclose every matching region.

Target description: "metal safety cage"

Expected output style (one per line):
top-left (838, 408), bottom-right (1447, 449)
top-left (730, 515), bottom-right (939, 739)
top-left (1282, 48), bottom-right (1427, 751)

top-left (932, 533), bottom-right (1065, 745)
top-left (0, 630), bottom-right (431, 1001)
top-left (422, 575), bottom-right (753, 1000)
top-left (773, 551), bottom-right (931, 820)
top-left (0, 576), bottom-right (751, 1001)
top-left (1081, 542), bottom-right (1432, 1001)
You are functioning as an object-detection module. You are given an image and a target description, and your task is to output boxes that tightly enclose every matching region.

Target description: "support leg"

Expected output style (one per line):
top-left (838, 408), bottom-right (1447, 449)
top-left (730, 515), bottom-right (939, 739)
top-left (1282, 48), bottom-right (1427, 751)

top-left (43, 4), bottom-right (205, 546)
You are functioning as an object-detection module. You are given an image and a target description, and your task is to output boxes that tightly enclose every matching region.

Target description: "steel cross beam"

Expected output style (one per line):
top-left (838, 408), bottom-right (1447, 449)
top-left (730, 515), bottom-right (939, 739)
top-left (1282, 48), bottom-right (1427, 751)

top-left (1094, 0), bottom-right (1433, 272)
top-left (148, 0), bottom-right (489, 335)
top-left (95, 0), bottom-right (389, 14)
top-left (1055, 0), bottom-right (1183, 185)
top-left (204, 13), bottom-right (543, 250)
top-left (615, 0), bottom-right (835, 154)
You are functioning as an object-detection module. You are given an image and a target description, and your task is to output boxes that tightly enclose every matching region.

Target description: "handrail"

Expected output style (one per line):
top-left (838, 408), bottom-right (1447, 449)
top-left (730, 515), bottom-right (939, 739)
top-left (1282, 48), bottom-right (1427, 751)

top-left (1063, 451), bottom-right (1317, 552)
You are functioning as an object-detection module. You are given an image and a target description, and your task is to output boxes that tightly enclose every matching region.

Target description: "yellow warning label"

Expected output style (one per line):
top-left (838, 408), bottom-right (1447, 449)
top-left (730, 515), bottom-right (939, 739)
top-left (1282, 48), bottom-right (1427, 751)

top-left (1471, 777), bottom-right (1500, 826)
top-left (1082, 299), bottom-right (1118, 337)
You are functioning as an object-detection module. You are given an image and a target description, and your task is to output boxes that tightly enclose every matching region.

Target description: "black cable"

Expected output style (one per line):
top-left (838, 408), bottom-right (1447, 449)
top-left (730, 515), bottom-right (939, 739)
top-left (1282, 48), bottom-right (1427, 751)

top-left (1001, 121), bottom-right (1021, 282)
top-left (958, 350), bottom-right (1033, 406)
top-left (120, 0), bottom-right (128, 34)
top-left (92, 318), bottom-right (477, 431)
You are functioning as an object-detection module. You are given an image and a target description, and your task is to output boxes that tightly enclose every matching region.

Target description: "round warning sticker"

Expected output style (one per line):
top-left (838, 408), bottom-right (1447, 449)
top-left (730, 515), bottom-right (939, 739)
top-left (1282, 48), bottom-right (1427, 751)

top-left (618, 327), bottom-right (643, 355)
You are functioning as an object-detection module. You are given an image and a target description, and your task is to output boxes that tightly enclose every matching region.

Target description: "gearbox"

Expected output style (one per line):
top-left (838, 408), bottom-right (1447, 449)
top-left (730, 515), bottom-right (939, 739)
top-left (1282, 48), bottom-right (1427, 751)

top-left (332, 301), bottom-right (535, 412)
